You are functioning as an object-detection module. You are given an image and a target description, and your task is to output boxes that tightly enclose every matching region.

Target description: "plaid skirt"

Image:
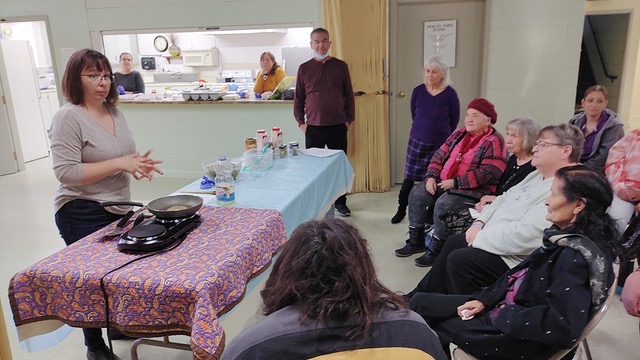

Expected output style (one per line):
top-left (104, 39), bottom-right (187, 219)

top-left (404, 136), bottom-right (441, 181)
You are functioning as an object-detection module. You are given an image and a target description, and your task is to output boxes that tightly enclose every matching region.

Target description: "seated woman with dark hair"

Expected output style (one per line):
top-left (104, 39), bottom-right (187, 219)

top-left (410, 165), bottom-right (617, 360)
top-left (222, 219), bottom-right (447, 360)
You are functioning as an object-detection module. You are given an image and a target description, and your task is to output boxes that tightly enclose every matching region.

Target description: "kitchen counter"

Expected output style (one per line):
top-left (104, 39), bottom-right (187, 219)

top-left (119, 100), bottom-right (303, 178)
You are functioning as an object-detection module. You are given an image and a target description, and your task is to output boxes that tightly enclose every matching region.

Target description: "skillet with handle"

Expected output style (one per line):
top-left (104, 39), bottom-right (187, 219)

top-left (88, 194), bottom-right (203, 219)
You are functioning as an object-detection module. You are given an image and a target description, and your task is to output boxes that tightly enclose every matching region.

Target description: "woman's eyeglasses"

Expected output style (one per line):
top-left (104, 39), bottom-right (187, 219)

top-left (81, 74), bottom-right (114, 83)
top-left (533, 141), bottom-right (562, 150)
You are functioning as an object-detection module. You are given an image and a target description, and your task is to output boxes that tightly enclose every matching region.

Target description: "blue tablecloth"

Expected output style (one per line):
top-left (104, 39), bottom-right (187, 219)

top-left (179, 151), bottom-right (354, 235)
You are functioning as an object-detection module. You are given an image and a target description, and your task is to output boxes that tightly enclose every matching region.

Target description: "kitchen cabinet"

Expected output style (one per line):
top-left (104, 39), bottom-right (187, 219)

top-left (103, 35), bottom-right (136, 64)
top-left (39, 90), bottom-right (60, 147)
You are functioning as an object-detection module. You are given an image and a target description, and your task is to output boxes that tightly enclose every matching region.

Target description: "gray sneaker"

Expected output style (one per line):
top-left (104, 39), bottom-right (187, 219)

top-left (335, 203), bottom-right (351, 217)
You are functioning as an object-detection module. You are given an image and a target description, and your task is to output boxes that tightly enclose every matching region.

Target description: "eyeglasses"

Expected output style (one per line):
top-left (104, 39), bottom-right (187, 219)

top-left (533, 141), bottom-right (562, 150)
top-left (81, 74), bottom-right (114, 83)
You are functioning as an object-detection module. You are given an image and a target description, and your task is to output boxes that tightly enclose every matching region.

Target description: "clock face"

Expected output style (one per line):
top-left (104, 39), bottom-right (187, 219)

top-left (154, 36), bottom-right (169, 52)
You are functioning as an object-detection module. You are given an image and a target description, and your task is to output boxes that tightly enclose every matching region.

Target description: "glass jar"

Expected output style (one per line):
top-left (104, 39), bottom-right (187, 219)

top-left (213, 158), bottom-right (235, 207)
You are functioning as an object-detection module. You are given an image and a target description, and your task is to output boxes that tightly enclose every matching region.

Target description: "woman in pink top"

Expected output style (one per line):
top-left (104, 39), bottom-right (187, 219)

top-left (605, 129), bottom-right (640, 232)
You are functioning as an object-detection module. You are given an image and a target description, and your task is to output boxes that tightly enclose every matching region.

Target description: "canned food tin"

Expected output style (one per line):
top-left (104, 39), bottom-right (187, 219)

top-left (279, 145), bottom-right (287, 158)
top-left (245, 137), bottom-right (257, 150)
top-left (290, 141), bottom-right (300, 156)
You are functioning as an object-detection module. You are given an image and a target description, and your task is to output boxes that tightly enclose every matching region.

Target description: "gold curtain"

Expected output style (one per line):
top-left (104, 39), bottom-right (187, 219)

top-left (322, 0), bottom-right (390, 192)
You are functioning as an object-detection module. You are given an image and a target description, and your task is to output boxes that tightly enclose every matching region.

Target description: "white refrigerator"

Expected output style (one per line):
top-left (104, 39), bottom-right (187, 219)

top-left (0, 40), bottom-right (49, 170)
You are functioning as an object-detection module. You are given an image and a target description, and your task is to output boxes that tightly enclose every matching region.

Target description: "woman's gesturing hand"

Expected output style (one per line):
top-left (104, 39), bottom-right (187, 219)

top-left (121, 150), bottom-right (164, 180)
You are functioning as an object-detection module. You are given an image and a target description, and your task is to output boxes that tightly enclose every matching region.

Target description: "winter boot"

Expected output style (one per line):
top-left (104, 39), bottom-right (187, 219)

top-left (394, 226), bottom-right (426, 257)
top-left (391, 179), bottom-right (413, 224)
top-left (414, 233), bottom-right (445, 267)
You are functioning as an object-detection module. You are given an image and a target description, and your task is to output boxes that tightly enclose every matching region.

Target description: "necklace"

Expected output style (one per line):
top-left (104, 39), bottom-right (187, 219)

top-left (263, 74), bottom-right (268, 81)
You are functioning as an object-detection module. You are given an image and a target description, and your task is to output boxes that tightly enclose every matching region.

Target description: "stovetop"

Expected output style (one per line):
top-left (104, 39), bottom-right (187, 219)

top-left (117, 213), bottom-right (201, 252)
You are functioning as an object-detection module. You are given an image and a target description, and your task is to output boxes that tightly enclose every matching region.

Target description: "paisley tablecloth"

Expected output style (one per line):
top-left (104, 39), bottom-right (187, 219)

top-left (9, 206), bottom-right (286, 360)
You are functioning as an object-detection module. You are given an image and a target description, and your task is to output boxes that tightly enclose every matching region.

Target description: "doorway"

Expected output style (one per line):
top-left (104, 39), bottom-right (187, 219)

top-left (575, 13), bottom-right (629, 114)
top-left (389, 0), bottom-right (485, 184)
top-left (0, 17), bottom-right (58, 176)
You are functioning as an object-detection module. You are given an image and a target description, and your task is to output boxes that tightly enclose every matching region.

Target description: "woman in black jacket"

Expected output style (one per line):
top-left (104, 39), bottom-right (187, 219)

top-left (410, 165), bottom-right (618, 359)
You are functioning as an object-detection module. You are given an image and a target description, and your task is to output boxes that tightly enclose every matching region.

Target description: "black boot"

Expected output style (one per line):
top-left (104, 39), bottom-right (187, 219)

top-left (394, 226), bottom-right (426, 257)
top-left (414, 232), bottom-right (445, 267)
top-left (391, 179), bottom-right (413, 224)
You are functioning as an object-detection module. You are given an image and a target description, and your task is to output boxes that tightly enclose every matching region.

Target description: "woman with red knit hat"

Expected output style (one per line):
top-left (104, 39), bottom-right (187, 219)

top-left (395, 98), bottom-right (507, 267)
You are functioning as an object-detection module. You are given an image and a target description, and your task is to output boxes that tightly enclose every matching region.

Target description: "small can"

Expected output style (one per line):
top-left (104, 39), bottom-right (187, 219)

top-left (279, 145), bottom-right (287, 158)
top-left (290, 141), bottom-right (300, 156)
top-left (245, 137), bottom-right (257, 150)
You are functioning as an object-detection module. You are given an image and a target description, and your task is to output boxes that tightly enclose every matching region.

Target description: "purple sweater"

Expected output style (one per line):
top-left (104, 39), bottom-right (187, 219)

top-left (294, 57), bottom-right (355, 126)
top-left (410, 85), bottom-right (460, 144)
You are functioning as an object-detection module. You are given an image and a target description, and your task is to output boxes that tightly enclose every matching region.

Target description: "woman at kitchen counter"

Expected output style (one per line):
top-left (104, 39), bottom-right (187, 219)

top-left (253, 51), bottom-right (286, 94)
top-left (114, 52), bottom-right (145, 94)
top-left (49, 48), bottom-right (162, 360)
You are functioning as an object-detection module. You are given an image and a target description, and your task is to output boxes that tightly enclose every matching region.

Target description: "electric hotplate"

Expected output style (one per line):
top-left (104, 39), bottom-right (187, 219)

top-left (117, 214), bottom-right (201, 252)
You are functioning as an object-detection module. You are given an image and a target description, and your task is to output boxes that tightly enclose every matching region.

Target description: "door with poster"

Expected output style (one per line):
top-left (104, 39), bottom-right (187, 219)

top-left (390, 0), bottom-right (485, 184)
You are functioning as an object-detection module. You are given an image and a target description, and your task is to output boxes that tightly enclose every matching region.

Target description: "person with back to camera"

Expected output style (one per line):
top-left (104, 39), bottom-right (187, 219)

top-left (221, 218), bottom-right (448, 360)
top-left (113, 52), bottom-right (145, 94)
top-left (253, 51), bottom-right (286, 95)
top-left (407, 124), bottom-right (583, 296)
top-left (394, 98), bottom-right (507, 267)
top-left (569, 85), bottom-right (624, 173)
top-left (391, 55), bottom-right (460, 225)
top-left (411, 165), bottom-right (617, 360)
top-left (49, 49), bottom-right (162, 360)
top-left (294, 27), bottom-right (355, 217)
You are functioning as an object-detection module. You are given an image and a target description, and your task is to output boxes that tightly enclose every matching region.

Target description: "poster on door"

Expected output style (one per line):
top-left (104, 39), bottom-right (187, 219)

top-left (423, 20), bottom-right (456, 67)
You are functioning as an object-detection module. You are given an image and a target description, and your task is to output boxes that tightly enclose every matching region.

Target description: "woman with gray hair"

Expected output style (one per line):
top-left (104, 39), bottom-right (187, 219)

top-left (392, 55), bottom-right (460, 224)
top-left (473, 117), bottom-right (540, 212)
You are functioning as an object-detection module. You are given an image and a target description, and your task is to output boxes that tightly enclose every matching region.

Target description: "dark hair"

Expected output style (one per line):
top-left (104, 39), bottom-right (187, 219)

top-left (539, 123), bottom-right (584, 162)
top-left (261, 219), bottom-right (407, 339)
top-left (555, 165), bottom-right (618, 256)
top-left (259, 51), bottom-right (280, 76)
top-left (310, 27), bottom-right (330, 39)
top-left (584, 85), bottom-right (608, 100)
top-left (62, 49), bottom-right (117, 105)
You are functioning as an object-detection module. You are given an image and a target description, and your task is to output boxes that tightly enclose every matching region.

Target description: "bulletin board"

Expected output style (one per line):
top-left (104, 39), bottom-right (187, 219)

top-left (423, 20), bottom-right (457, 67)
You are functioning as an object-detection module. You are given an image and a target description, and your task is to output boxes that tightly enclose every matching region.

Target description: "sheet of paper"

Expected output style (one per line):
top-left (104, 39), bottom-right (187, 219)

top-left (469, 207), bottom-right (480, 219)
top-left (300, 148), bottom-right (342, 158)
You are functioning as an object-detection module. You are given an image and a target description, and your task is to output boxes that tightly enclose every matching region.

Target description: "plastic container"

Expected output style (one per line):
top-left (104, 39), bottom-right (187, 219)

top-left (271, 127), bottom-right (283, 148)
top-left (214, 159), bottom-right (236, 206)
top-left (243, 148), bottom-right (274, 177)
top-left (256, 129), bottom-right (268, 150)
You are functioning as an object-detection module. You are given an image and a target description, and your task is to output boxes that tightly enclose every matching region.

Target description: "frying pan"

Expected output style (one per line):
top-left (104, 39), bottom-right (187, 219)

top-left (96, 194), bottom-right (203, 219)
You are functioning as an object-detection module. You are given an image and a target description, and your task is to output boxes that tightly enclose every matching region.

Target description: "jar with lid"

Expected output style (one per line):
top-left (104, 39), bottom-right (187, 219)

top-left (290, 141), bottom-right (300, 156)
top-left (271, 127), bottom-right (283, 148)
top-left (256, 129), bottom-right (268, 150)
top-left (213, 158), bottom-right (235, 207)
top-left (279, 145), bottom-right (287, 158)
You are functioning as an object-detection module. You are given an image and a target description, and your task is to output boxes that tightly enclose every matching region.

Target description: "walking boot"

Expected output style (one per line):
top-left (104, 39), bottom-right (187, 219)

top-left (391, 207), bottom-right (406, 224)
top-left (391, 179), bottom-right (413, 224)
top-left (394, 226), bottom-right (425, 257)
top-left (414, 233), bottom-right (445, 267)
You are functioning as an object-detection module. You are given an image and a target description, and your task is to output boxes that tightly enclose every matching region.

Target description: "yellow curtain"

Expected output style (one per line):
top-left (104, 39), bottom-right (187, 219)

top-left (323, 0), bottom-right (389, 192)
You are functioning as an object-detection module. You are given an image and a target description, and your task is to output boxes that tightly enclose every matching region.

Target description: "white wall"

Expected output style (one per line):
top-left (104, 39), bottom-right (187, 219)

top-left (484, 0), bottom-right (587, 129)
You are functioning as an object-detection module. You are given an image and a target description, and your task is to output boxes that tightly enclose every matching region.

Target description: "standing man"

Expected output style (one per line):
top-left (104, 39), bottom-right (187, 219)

top-left (294, 27), bottom-right (355, 216)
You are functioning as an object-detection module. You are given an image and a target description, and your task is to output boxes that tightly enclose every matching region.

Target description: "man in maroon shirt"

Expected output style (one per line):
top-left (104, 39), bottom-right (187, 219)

top-left (294, 27), bottom-right (356, 216)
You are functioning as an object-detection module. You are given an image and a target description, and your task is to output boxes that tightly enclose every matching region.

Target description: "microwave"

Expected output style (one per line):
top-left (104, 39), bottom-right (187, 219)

top-left (181, 48), bottom-right (220, 67)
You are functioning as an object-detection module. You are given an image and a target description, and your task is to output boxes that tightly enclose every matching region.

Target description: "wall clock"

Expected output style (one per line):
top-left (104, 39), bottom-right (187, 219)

top-left (154, 35), bottom-right (169, 52)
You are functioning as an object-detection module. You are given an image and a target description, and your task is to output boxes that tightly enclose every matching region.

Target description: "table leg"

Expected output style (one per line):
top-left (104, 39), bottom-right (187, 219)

top-left (130, 336), bottom-right (192, 359)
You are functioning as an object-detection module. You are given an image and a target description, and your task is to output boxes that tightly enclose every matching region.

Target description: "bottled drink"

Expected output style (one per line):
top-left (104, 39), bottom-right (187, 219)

top-left (214, 159), bottom-right (236, 207)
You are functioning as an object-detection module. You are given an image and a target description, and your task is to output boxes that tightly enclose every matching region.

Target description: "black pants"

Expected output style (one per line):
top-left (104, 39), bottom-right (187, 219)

top-left (55, 199), bottom-right (123, 352)
top-left (411, 233), bottom-right (510, 295)
top-left (305, 124), bottom-right (348, 206)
